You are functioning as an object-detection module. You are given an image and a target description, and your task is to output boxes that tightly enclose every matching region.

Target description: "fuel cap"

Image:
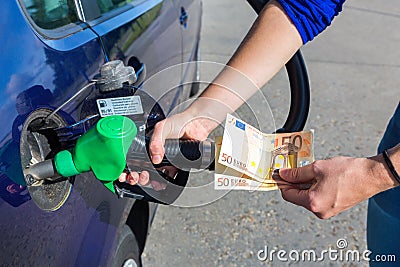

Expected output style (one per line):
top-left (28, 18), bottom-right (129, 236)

top-left (95, 60), bottom-right (137, 92)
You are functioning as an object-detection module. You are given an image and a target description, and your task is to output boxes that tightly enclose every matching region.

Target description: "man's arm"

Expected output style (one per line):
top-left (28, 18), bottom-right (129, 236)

top-left (279, 143), bottom-right (400, 219)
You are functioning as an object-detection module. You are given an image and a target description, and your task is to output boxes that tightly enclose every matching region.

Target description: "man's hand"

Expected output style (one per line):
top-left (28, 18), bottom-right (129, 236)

top-left (279, 156), bottom-right (398, 219)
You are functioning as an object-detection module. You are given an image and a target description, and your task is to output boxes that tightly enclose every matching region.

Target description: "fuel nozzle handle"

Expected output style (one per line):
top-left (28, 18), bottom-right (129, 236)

top-left (161, 139), bottom-right (215, 171)
top-left (128, 136), bottom-right (215, 171)
top-left (54, 115), bottom-right (137, 193)
top-left (27, 115), bottom-right (214, 195)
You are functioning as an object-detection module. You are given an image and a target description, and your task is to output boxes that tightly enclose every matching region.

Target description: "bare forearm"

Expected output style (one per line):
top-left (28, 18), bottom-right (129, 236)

top-left (186, 1), bottom-right (302, 127)
top-left (370, 143), bottom-right (400, 191)
top-left (226, 1), bottom-right (302, 88)
top-left (279, 143), bottom-right (400, 219)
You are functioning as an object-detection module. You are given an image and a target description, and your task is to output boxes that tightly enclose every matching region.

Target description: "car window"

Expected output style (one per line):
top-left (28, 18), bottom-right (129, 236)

top-left (98, 0), bottom-right (135, 14)
top-left (95, 0), bottom-right (148, 17)
top-left (21, 0), bottom-right (148, 30)
top-left (21, 0), bottom-right (79, 30)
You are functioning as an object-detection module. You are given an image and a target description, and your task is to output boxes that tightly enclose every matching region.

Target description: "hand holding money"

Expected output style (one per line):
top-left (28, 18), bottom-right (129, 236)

top-left (215, 114), bottom-right (314, 191)
top-left (278, 154), bottom-right (399, 219)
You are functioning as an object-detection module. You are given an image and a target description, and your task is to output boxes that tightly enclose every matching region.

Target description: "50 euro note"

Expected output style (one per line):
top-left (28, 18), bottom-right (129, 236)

top-left (215, 136), bottom-right (280, 191)
top-left (214, 114), bottom-right (314, 191)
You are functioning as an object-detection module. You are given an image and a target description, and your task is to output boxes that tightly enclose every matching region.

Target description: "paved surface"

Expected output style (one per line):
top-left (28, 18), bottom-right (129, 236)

top-left (142, 0), bottom-right (400, 266)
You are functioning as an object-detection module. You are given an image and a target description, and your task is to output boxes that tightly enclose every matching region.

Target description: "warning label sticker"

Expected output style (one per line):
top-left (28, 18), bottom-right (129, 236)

top-left (96, 96), bottom-right (144, 117)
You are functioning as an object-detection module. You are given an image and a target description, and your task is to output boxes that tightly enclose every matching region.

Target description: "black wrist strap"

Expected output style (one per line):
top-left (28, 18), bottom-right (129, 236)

top-left (382, 149), bottom-right (400, 184)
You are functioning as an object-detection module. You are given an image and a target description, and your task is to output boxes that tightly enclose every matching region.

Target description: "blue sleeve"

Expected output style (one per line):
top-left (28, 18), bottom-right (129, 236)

top-left (276, 0), bottom-right (346, 44)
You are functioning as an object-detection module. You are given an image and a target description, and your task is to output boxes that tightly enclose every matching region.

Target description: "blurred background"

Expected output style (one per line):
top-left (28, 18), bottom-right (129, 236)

top-left (143, 0), bottom-right (400, 266)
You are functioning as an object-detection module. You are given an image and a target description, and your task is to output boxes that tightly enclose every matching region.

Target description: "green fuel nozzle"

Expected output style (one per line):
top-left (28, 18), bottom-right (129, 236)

top-left (54, 115), bottom-right (137, 193)
top-left (23, 60), bottom-right (216, 207)
top-left (25, 113), bottom-right (214, 203)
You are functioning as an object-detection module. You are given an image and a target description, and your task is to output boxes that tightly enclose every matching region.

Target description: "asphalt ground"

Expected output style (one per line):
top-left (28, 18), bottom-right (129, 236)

top-left (142, 0), bottom-right (400, 266)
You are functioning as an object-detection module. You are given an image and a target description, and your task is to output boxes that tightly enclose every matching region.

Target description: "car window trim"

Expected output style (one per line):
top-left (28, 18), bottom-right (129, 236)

top-left (17, 0), bottom-right (87, 39)
top-left (87, 0), bottom-right (163, 36)
top-left (17, 0), bottom-right (163, 51)
top-left (17, 0), bottom-right (101, 51)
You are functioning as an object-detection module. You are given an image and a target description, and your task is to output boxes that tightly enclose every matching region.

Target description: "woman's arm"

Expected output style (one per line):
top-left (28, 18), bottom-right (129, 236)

top-left (182, 1), bottom-right (303, 128)
top-left (122, 0), bottom-right (345, 185)
top-left (149, 1), bottom-right (303, 165)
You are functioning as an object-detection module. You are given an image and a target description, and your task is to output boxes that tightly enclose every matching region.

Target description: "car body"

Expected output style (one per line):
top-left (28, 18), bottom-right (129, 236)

top-left (0, 0), bottom-right (202, 266)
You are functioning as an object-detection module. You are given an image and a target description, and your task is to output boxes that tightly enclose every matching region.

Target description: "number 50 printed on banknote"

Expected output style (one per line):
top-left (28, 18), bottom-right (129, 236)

top-left (215, 136), bottom-right (281, 191)
top-left (217, 114), bottom-right (314, 184)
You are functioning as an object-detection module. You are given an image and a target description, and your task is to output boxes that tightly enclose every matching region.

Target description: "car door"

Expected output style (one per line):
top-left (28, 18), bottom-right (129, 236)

top-left (0, 1), bottom-right (146, 266)
top-left (175, 0), bottom-right (202, 98)
top-left (1, 0), bottom-right (201, 265)
top-left (177, 0), bottom-right (202, 63)
top-left (82, 0), bottom-right (185, 114)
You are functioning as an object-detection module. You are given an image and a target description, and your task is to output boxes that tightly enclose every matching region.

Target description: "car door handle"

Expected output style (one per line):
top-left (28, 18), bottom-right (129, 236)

top-left (180, 7), bottom-right (188, 28)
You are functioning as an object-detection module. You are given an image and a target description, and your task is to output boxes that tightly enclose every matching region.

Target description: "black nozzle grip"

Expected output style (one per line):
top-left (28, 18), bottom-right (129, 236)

top-left (159, 139), bottom-right (215, 171)
top-left (129, 136), bottom-right (215, 170)
top-left (121, 138), bottom-right (214, 204)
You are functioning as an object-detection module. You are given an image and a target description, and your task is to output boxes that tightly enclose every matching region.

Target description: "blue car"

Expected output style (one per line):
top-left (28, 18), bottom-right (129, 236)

top-left (0, 0), bottom-right (201, 266)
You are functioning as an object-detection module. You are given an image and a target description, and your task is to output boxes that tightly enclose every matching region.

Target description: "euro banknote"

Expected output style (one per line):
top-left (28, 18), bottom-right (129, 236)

top-left (214, 136), bottom-right (280, 191)
top-left (216, 114), bottom-right (314, 186)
